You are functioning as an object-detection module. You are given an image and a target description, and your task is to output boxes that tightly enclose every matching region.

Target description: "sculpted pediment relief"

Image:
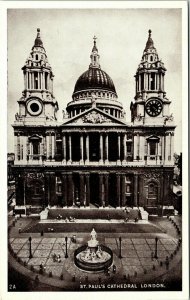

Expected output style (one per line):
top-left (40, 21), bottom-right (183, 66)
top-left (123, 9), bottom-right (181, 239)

top-left (63, 108), bottom-right (126, 125)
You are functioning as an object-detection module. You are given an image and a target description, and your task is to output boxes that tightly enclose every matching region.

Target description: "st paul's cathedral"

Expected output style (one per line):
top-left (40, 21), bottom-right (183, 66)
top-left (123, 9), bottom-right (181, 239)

top-left (12, 29), bottom-right (175, 215)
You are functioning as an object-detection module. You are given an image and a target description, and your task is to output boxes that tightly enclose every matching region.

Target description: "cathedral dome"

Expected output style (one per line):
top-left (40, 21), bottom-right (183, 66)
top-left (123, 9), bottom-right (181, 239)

top-left (73, 67), bottom-right (116, 94)
top-left (67, 37), bottom-right (123, 119)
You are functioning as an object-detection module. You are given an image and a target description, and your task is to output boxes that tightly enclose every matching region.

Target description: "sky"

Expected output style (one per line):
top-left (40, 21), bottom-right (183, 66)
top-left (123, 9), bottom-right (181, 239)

top-left (7, 8), bottom-right (182, 153)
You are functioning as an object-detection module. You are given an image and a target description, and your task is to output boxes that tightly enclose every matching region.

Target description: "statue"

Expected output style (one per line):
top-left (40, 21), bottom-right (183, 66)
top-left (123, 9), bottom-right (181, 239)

top-left (62, 110), bottom-right (66, 119)
top-left (91, 93), bottom-right (96, 107)
top-left (90, 228), bottom-right (97, 240)
top-left (15, 112), bottom-right (19, 121)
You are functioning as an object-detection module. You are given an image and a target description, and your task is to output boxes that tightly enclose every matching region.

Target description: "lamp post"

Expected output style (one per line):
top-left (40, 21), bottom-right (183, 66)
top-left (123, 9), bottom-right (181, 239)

top-left (29, 236), bottom-right (32, 259)
top-left (119, 236), bottom-right (122, 259)
top-left (154, 237), bottom-right (158, 259)
top-left (65, 236), bottom-right (68, 258)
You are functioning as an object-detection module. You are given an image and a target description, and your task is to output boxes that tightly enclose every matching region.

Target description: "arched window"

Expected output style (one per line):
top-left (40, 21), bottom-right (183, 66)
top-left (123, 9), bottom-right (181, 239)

top-left (150, 55), bottom-right (153, 62)
top-left (36, 54), bottom-right (38, 60)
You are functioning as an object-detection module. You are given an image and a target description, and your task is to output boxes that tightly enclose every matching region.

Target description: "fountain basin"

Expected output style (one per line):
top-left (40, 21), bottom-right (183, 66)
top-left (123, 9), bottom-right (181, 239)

top-left (74, 244), bottom-right (113, 272)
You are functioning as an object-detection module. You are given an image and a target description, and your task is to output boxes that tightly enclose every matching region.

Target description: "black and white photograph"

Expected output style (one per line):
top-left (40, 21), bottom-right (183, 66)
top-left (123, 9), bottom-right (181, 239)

top-left (1, 1), bottom-right (188, 300)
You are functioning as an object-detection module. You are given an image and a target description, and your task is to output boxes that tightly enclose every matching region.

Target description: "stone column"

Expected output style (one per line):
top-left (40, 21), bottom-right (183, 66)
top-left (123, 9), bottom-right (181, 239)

top-left (22, 136), bottom-right (27, 162)
top-left (99, 174), bottom-right (103, 207)
top-left (68, 134), bottom-right (72, 163)
top-left (104, 174), bottom-right (109, 207)
top-left (139, 74), bottom-right (141, 91)
top-left (52, 134), bottom-right (55, 160)
top-left (99, 133), bottom-right (103, 163)
top-left (80, 133), bottom-right (84, 163)
top-left (14, 135), bottom-right (18, 161)
top-left (170, 133), bottom-right (174, 163)
top-left (134, 174), bottom-right (138, 207)
top-left (121, 174), bottom-right (126, 207)
top-left (117, 134), bottom-right (121, 163)
top-left (62, 134), bottom-right (66, 163)
top-left (116, 174), bottom-right (121, 207)
top-left (105, 134), bottom-right (109, 163)
top-left (79, 173), bottom-right (85, 207)
top-left (67, 173), bottom-right (74, 206)
top-left (86, 134), bottom-right (89, 163)
top-left (42, 72), bottom-right (45, 90)
top-left (61, 173), bottom-right (67, 207)
top-left (46, 134), bottom-right (50, 159)
top-left (32, 73), bottom-right (34, 89)
top-left (123, 133), bottom-right (127, 162)
top-left (85, 173), bottom-right (90, 207)
top-left (165, 134), bottom-right (169, 162)
top-left (133, 135), bottom-right (138, 160)
top-left (37, 72), bottom-right (40, 89)
top-left (29, 72), bottom-right (32, 89)
top-left (139, 135), bottom-right (144, 160)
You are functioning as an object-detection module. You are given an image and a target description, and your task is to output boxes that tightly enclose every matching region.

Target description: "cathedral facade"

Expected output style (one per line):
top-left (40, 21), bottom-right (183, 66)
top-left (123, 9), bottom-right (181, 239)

top-left (12, 29), bottom-right (175, 213)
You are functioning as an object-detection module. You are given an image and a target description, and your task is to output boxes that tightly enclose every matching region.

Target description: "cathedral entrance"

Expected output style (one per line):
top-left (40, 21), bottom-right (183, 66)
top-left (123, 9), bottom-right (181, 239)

top-left (146, 182), bottom-right (158, 206)
top-left (89, 133), bottom-right (100, 161)
top-left (26, 178), bottom-right (44, 206)
top-left (108, 174), bottom-right (117, 208)
top-left (90, 173), bottom-right (99, 207)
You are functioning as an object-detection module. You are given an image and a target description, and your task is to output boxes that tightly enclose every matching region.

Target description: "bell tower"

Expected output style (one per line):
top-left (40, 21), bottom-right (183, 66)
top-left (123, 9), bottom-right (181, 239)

top-left (16, 28), bottom-right (58, 124)
top-left (131, 30), bottom-right (173, 125)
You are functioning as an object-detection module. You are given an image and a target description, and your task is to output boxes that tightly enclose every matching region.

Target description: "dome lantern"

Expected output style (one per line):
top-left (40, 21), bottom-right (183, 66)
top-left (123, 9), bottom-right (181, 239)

top-left (90, 36), bottom-right (100, 68)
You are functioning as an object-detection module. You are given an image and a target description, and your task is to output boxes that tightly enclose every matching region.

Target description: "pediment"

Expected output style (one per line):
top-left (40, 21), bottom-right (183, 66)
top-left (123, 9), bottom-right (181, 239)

top-left (63, 107), bottom-right (126, 126)
top-left (146, 135), bottom-right (160, 142)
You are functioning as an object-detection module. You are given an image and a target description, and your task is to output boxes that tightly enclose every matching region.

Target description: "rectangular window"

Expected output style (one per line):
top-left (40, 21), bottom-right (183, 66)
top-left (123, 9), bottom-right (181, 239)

top-left (45, 73), bottom-right (48, 90)
top-left (34, 72), bottom-right (38, 89)
top-left (150, 73), bottom-right (155, 90)
top-left (127, 143), bottom-right (131, 152)
top-left (141, 74), bottom-right (144, 90)
top-left (149, 142), bottom-right (156, 156)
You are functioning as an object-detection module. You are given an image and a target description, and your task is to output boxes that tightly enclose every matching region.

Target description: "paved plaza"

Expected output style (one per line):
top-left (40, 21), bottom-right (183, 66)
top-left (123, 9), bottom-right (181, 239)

top-left (8, 214), bottom-right (182, 291)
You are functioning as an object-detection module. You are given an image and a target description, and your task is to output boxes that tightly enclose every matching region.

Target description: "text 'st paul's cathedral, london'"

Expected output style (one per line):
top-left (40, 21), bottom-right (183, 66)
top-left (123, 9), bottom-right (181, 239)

top-left (12, 29), bottom-right (175, 216)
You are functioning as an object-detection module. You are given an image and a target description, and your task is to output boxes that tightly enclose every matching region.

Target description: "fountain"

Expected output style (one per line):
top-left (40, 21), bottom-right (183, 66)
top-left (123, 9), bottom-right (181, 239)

top-left (74, 228), bottom-right (113, 272)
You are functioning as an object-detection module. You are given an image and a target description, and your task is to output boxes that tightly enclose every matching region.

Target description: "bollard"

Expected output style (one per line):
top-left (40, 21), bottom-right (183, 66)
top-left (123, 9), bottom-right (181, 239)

top-left (49, 271), bottom-right (52, 277)
top-left (41, 230), bottom-right (44, 236)
top-left (35, 275), bottom-right (39, 284)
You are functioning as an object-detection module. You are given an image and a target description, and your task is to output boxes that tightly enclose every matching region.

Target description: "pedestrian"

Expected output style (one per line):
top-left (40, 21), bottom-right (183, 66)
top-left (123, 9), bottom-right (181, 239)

top-left (165, 256), bottom-right (169, 270)
top-left (113, 264), bottom-right (116, 273)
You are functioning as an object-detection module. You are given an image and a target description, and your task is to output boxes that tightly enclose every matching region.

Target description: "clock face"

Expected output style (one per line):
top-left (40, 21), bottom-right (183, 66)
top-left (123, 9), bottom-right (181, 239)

top-left (27, 98), bottom-right (42, 116)
top-left (145, 99), bottom-right (163, 117)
